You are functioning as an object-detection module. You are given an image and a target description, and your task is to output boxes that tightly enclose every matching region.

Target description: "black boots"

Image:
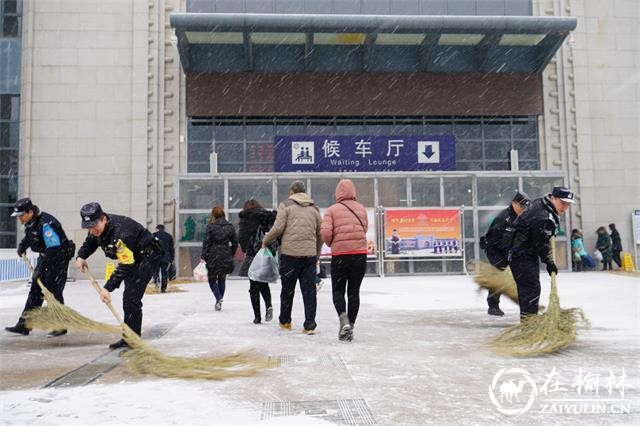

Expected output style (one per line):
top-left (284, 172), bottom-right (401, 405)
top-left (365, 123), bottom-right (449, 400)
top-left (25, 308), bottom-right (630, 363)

top-left (109, 339), bottom-right (130, 349)
top-left (338, 313), bottom-right (353, 342)
top-left (47, 329), bottom-right (68, 338)
top-left (488, 306), bottom-right (505, 316)
top-left (5, 318), bottom-right (30, 336)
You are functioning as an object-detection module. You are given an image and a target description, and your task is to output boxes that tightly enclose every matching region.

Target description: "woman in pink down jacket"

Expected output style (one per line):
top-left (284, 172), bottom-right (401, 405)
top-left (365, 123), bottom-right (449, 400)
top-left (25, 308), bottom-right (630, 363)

top-left (321, 179), bottom-right (368, 342)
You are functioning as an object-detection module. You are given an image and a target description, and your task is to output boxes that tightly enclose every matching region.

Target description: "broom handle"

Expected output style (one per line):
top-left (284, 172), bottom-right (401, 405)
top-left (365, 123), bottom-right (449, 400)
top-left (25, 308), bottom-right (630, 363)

top-left (84, 268), bottom-right (126, 326)
top-left (21, 254), bottom-right (48, 293)
top-left (550, 236), bottom-right (557, 286)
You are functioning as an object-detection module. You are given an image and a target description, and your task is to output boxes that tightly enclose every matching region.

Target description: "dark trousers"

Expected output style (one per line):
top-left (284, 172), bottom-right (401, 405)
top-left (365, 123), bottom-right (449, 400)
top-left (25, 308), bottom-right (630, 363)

top-left (279, 254), bottom-right (317, 330)
top-left (509, 256), bottom-right (541, 318)
top-left (612, 250), bottom-right (622, 268)
top-left (331, 254), bottom-right (366, 325)
top-left (154, 259), bottom-right (171, 291)
top-left (486, 292), bottom-right (501, 309)
top-left (249, 279), bottom-right (272, 320)
top-left (122, 256), bottom-right (159, 335)
top-left (208, 275), bottom-right (226, 302)
top-left (22, 257), bottom-right (69, 320)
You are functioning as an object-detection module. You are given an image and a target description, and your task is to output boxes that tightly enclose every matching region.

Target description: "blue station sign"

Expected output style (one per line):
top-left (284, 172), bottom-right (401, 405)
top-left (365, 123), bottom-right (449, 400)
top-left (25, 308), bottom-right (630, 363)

top-left (274, 136), bottom-right (456, 172)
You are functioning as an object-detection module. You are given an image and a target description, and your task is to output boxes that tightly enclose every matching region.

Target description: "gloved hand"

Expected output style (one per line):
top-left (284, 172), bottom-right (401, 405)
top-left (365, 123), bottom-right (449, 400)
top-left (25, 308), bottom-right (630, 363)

top-left (479, 236), bottom-right (487, 250)
top-left (17, 248), bottom-right (25, 258)
top-left (546, 261), bottom-right (558, 276)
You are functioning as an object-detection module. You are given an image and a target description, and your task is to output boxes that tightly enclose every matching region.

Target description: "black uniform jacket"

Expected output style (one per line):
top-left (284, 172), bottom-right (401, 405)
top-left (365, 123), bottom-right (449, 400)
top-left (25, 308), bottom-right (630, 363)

top-left (19, 209), bottom-right (74, 264)
top-left (201, 218), bottom-right (238, 276)
top-left (483, 205), bottom-right (518, 270)
top-left (153, 230), bottom-right (175, 263)
top-left (77, 214), bottom-right (161, 291)
top-left (510, 196), bottom-right (560, 265)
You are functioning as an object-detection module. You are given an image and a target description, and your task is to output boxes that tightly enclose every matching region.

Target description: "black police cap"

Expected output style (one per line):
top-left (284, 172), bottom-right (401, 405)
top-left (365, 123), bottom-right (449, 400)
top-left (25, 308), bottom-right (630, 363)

top-left (551, 187), bottom-right (575, 204)
top-left (11, 197), bottom-right (33, 217)
top-left (512, 190), bottom-right (531, 206)
top-left (80, 202), bottom-right (105, 229)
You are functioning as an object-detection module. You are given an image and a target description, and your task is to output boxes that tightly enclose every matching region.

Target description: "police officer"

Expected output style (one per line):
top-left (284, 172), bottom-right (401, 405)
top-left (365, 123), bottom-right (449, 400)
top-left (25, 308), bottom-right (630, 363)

top-left (75, 202), bottom-right (163, 349)
top-left (5, 198), bottom-right (75, 337)
top-left (479, 190), bottom-right (530, 316)
top-left (152, 224), bottom-right (175, 293)
top-left (509, 187), bottom-right (574, 319)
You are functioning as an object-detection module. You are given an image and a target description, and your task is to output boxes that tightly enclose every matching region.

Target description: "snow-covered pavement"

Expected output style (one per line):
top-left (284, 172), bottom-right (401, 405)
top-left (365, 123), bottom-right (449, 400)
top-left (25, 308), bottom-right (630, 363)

top-left (1, 271), bottom-right (638, 425)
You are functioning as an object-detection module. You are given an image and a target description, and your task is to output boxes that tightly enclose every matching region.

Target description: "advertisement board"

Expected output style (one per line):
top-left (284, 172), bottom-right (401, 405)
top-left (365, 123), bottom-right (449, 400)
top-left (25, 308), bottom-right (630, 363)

top-left (383, 208), bottom-right (462, 257)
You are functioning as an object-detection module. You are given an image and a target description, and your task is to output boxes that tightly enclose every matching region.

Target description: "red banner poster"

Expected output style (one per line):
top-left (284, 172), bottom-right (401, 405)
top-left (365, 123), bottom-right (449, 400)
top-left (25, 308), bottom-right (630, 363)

top-left (384, 208), bottom-right (462, 257)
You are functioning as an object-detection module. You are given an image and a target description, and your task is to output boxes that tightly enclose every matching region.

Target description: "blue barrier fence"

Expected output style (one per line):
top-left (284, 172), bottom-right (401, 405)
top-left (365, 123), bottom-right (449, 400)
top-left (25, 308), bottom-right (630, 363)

top-left (0, 252), bottom-right (37, 282)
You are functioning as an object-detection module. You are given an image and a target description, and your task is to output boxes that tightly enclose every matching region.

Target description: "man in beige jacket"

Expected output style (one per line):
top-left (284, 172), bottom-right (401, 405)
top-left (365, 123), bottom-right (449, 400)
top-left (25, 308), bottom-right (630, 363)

top-left (263, 180), bottom-right (322, 334)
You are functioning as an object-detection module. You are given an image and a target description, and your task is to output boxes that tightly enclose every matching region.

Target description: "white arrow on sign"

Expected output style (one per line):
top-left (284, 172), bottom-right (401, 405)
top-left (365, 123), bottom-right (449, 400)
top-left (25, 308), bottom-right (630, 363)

top-left (417, 141), bottom-right (440, 164)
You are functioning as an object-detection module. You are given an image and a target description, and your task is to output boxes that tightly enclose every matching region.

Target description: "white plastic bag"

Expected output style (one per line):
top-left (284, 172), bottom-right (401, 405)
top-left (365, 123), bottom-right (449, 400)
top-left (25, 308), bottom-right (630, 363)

top-left (193, 261), bottom-right (208, 282)
top-left (248, 247), bottom-right (279, 283)
top-left (593, 249), bottom-right (603, 262)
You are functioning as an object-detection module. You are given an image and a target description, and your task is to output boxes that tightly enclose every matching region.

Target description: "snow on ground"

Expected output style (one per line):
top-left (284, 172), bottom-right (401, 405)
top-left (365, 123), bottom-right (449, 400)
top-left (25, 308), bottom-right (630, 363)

top-left (1, 271), bottom-right (639, 425)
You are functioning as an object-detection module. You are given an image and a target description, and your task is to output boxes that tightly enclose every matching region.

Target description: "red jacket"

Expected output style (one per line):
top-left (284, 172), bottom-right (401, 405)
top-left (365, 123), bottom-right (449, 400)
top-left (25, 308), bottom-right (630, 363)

top-left (321, 179), bottom-right (368, 256)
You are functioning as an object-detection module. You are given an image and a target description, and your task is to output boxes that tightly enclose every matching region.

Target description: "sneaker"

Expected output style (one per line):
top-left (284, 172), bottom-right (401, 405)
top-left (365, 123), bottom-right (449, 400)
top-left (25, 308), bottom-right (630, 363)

top-left (265, 306), bottom-right (273, 322)
top-left (253, 318), bottom-right (261, 324)
top-left (279, 322), bottom-right (292, 330)
top-left (5, 324), bottom-right (30, 336)
top-left (302, 328), bottom-right (316, 335)
top-left (47, 329), bottom-right (68, 338)
top-left (214, 299), bottom-right (222, 311)
top-left (487, 306), bottom-right (505, 316)
top-left (109, 339), bottom-right (130, 350)
top-left (316, 280), bottom-right (324, 293)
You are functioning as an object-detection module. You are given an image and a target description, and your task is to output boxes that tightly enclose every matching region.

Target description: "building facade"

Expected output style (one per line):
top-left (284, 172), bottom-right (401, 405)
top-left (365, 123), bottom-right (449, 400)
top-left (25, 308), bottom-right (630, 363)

top-left (7, 0), bottom-right (639, 276)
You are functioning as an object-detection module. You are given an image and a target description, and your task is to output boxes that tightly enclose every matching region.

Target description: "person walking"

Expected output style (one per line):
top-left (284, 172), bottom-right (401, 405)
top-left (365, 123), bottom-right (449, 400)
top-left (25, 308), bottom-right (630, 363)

top-left (238, 199), bottom-right (276, 324)
top-left (201, 206), bottom-right (238, 311)
top-left (262, 180), bottom-right (322, 334)
top-left (152, 224), bottom-right (175, 293)
top-left (5, 198), bottom-right (75, 337)
top-left (76, 202), bottom-right (163, 349)
top-left (508, 187), bottom-right (574, 320)
top-left (596, 226), bottom-right (613, 271)
top-left (609, 223), bottom-right (623, 268)
top-left (321, 179), bottom-right (368, 341)
top-left (479, 190), bottom-right (530, 316)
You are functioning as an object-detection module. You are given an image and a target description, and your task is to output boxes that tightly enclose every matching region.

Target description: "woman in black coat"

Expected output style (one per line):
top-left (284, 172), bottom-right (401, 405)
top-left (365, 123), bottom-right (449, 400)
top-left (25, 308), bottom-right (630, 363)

top-left (201, 206), bottom-right (238, 311)
top-left (238, 199), bottom-right (276, 324)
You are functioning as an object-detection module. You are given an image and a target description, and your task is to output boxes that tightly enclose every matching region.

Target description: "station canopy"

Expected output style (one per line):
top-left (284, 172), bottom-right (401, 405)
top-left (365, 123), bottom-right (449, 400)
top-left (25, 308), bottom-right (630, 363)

top-left (170, 13), bottom-right (576, 74)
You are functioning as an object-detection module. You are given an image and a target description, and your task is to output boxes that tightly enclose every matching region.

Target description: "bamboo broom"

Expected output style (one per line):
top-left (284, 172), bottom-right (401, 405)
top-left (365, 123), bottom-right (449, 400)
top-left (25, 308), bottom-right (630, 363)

top-left (83, 269), bottom-right (271, 380)
top-left (472, 260), bottom-right (519, 305)
top-left (489, 238), bottom-right (589, 356)
top-left (21, 256), bottom-right (120, 334)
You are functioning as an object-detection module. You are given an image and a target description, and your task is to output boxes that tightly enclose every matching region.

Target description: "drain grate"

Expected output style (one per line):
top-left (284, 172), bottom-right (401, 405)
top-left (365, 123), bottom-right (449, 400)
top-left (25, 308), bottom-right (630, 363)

top-left (43, 350), bottom-right (122, 388)
top-left (43, 323), bottom-right (175, 388)
top-left (270, 354), bottom-right (345, 367)
top-left (261, 399), bottom-right (375, 425)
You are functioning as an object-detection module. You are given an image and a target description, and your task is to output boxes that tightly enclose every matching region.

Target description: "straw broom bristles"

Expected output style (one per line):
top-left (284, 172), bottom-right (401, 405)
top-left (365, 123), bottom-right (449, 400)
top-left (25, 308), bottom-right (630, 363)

top-left (488, 238), bottom-right (590, 356)
top-left (81, 270), bottom-right (271, 380)
top-left (120, 324), bottom-right (270, 380)
top-left (471, 260), bottom-right (519, 304)
top-left (20, 257), bottom-right (120, 334)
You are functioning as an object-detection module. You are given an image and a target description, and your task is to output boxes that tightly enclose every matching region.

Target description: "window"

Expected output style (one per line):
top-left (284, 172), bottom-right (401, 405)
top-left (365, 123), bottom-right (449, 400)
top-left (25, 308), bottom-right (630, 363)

top-left (1, 0), bottom-right (21, 38)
